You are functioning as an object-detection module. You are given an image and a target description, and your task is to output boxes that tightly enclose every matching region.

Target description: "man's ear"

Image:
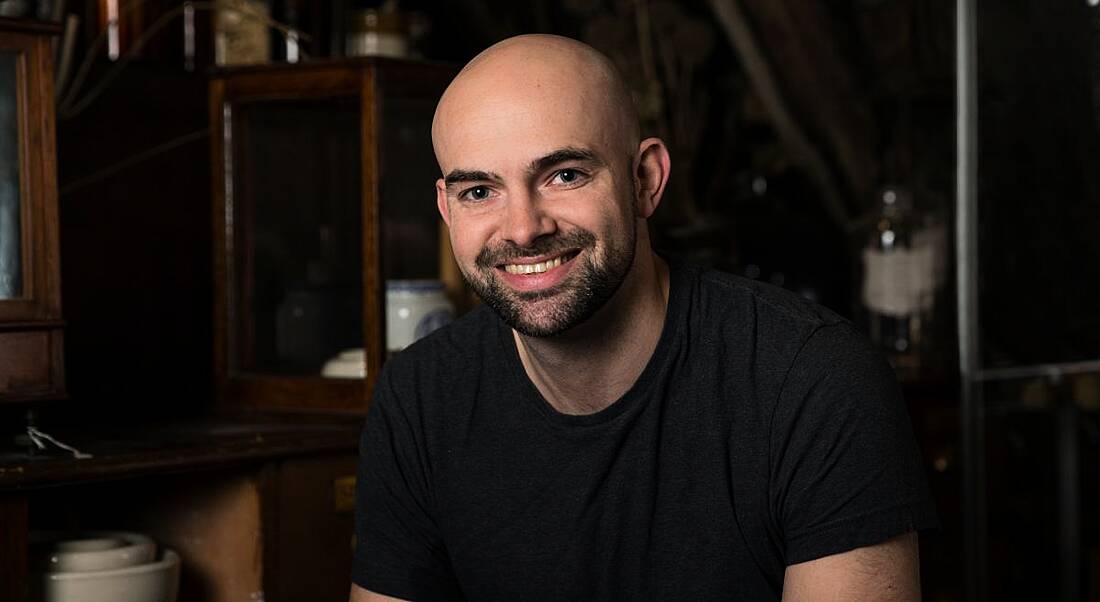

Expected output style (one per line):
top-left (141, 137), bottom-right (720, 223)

top-left (436, 178), bottom-right (451, 226)
top-left (633, 138), bottom-right (671, 219)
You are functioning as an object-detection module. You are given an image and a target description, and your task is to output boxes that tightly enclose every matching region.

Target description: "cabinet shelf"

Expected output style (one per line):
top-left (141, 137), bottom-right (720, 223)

top-left (0, 413), bottom-right (360, 491)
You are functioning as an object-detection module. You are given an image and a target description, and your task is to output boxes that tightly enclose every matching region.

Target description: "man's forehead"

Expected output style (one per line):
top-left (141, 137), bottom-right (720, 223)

top-left (436, 77), bottom-right (595, 133)
top-left (434, 96), bottom-right (614, 171)
top-left (432, 36), bottom-right (635, 175)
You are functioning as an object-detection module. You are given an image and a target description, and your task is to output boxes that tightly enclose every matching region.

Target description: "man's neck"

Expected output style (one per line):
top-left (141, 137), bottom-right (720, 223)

top-left (513, 252), bottom-right (670, 415)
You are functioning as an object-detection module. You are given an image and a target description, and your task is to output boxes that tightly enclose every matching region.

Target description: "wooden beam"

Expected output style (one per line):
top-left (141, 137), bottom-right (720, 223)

top-left (707, 0), bottom-right (858, 233)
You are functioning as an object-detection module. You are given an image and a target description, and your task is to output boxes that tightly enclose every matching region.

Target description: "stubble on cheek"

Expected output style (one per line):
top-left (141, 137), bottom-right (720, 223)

top-left (460, 223), bottom-right (635, 338)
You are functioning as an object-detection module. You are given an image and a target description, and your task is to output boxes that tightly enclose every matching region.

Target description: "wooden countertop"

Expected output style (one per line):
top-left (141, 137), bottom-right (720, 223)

top-left (0, 413), bottom-right (362, 491)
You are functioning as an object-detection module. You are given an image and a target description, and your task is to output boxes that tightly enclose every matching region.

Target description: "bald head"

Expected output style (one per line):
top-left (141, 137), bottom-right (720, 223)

top-left (432, 35), bottom-right (640, 173)
top-left (429, 35), bottom-right (672, 339)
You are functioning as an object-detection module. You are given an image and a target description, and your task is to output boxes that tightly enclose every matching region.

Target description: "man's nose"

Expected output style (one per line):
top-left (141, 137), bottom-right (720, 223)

top-left (501, 192), bottom-right (556, 248)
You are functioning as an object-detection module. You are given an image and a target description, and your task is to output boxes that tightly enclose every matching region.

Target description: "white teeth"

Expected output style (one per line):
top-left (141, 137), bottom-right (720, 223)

top-left (505, 256), bottom-right (564, 275)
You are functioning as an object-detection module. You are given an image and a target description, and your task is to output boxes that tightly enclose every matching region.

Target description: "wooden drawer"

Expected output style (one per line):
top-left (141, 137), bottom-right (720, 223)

top-left (0, 329), bottom-right (62, 399)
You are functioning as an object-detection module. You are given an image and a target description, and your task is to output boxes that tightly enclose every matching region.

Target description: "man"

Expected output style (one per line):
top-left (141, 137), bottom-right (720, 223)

top-left (351, 34), bottom-right (937, 601)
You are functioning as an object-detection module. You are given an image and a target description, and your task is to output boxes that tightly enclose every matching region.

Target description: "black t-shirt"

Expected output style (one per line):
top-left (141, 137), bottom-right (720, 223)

top-left (353, 260), bottom-right (938, 601)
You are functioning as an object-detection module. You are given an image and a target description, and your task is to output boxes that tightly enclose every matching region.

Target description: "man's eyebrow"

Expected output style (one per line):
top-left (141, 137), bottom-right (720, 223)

top-left (443, 169), bottom-right (501, 187)
top-left (442, 148), bottom-right (603, 188)
top-left (528, 147), bottom-right (604, 175)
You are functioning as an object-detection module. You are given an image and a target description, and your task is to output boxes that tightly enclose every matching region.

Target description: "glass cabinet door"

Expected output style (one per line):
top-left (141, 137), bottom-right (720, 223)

top-left (210, 60), bottom-right (456, 410)
top-left (378, 94), bottom-right (442, 282)
top-left (962, 2), bottom-right (1100, 600)
top-left (0, 50), bottom-right (21, 301)
top-left (227, 97), bottom-right (364, 377)
top-left (0, 21), bottom-right (65, 403)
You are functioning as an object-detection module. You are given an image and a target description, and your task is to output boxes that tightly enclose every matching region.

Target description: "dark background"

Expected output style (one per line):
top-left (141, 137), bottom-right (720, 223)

top-left (4, 0), bottom-right (1099, 600)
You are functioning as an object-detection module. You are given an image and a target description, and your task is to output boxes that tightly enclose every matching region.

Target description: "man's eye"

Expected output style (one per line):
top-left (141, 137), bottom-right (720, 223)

top-left (552, 169), bottom-right (584, 185)
top-left (462, 186), bottom-right (491, 201)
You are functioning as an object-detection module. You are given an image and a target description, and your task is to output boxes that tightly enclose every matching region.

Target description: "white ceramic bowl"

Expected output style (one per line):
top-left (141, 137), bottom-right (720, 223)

top-left (31, 532), bottom-right (156, 573)
top-left (322, 348), bottom-right (367, 379)
top-left (32, 548), bottom-right (180, 602)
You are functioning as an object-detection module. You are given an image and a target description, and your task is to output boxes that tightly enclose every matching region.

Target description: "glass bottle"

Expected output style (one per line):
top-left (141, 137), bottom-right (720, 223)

top-left (861, 185), bottom-right (934, 379)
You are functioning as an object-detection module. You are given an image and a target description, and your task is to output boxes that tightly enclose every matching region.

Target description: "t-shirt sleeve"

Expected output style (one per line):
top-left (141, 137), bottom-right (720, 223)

top-left (769, 323), bottom-right (939, 565)
top-left (352, 362), bottom-right (463, 601)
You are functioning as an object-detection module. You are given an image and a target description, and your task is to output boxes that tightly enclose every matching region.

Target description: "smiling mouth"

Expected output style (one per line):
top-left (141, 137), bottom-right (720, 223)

top-left (499, 250), bottom-right (580, 275)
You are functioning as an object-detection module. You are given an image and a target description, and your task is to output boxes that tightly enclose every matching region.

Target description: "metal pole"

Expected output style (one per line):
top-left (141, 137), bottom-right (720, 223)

top-left (1055, 375), bottom-right (1081, 602)
top-left (956, 0), bottom-right (986, 600)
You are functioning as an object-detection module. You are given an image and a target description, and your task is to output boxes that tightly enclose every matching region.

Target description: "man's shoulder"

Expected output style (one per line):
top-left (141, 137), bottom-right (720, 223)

top-left (365, 305), bottom-right (508, 464)
top-left (682, 265), bottom-right (898, 404)
top-left (384, 303), bottom-right (500, 377)
top-left (670, 261), bottom-right (877, 384)
top-left (685, 263), bottom-right (846, 332)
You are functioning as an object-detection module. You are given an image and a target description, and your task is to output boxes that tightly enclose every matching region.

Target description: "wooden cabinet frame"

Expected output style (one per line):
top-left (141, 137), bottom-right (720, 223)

top-left (210, 59), bottom-right (454, 412)
top-left (0, 18), bottom-right (64, 403)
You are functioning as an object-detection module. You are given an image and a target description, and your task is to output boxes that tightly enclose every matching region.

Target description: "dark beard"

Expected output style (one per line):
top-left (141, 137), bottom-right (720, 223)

top-left (465, 224), bottom-right (636, 337)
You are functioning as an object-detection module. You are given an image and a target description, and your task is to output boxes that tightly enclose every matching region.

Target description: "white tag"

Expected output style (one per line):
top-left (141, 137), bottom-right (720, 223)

top-left (862, 235), bottom-right (940, 318)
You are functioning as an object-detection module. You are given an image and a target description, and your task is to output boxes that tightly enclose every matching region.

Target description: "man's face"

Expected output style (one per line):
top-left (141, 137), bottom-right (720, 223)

top-left (434, 84), bottom-right (639, 337)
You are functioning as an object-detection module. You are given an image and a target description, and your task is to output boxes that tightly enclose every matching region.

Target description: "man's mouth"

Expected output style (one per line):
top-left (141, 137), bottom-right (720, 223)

top-left (499, 250), bottom-right (580, 275)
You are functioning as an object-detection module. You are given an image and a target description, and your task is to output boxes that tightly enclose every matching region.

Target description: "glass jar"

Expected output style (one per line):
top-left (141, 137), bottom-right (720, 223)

top-left (346, 5), bottom-right (408, 59)
top-left (385, 280), bottom-right (454, 354)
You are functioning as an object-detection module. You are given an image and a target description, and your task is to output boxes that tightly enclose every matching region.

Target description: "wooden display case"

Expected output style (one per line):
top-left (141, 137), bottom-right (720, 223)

top-left (0, 18), bottom-right (64, 403)
top-left (0, 21), bottom-right (458, 602)
top-left (210, 58), bottom-right (455, 412)
top-left (0, 416), bottom-right (361, 602)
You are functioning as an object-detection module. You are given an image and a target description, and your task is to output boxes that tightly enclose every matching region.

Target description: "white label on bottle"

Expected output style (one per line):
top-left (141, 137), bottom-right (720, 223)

top-left (347, 32), bottom-right (408, 58)
top-left (862, 242), bottom-right (937, 317)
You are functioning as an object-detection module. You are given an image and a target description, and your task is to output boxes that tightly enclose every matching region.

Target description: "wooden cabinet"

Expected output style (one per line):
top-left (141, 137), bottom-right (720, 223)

top-left (0, 18), bottom-right (63, 403)
top-left (210, 58), bottom-right (455, 412)
top-left (1, 418), bottom-right (361, 602)
top-left (0, 42), bottom-right (456, 600)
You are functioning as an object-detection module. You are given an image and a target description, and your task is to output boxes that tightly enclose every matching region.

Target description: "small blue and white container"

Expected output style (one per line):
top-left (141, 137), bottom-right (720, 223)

top-left (385, 280), bottom-right (455, 352)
